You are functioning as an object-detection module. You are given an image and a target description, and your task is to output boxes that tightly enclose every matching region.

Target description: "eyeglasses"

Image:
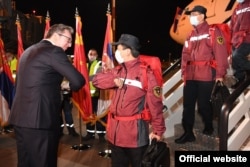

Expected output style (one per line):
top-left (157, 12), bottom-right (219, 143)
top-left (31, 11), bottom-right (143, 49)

top-left (57, 33), bottom-right (72, 43)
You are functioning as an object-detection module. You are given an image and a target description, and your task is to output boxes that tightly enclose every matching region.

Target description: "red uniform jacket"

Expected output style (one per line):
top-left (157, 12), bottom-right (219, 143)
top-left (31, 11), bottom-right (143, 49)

top-left (92, 58), bottom-right (166, 148)
top-left (181, 21), bottom-right (229, 81)
top-left (230, 0), bottom-right (250, 48)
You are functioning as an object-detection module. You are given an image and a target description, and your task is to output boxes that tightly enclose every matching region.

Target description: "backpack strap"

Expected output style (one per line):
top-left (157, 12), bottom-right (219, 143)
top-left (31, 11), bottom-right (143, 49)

top-left (140, 61), bottom-right (149, 90)
top-left (209, 25), bottom-right (216, 48)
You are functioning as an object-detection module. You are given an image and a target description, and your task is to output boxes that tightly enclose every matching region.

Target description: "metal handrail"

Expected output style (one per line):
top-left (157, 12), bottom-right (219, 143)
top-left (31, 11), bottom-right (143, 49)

top-left (162, 59), bottom-right (181, 77)
top-left (219, 73), bottom-right (250, 150)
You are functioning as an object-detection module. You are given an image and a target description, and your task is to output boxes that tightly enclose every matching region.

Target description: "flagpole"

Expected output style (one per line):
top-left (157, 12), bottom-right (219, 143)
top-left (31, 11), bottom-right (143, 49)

top-left (98, 3), bottom-right (114, 159)
top-left (71, 7), bottom-right (91, 151)
top-left (111, 0), bottom-right (116, 41)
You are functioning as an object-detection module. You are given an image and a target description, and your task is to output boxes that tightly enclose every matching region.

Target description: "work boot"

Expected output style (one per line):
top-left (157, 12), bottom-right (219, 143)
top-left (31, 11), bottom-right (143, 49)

top-left (203, 127), bottom-right (214, 135)
top-left (203, 124), bottom-right (214, 135)
top-left (3, 126), bottom-right (14, 133)
top-left (175, 132), bottom-right (196, 144)
top-left (67, 127), bottom-right (79, 137)
top-left (82, 133), bottom-right (95, 141)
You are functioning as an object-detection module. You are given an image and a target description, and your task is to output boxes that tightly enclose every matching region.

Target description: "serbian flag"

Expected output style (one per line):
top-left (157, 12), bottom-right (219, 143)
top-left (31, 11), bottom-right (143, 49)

top-left (0, 37), bottom-right (15, 126)
top-left (102, 10), bottom-right (114, 70)
top-left (97, 7), bottom-right (114, 118)
top-left (72, 8), bottom-right (92, 121)
top-left (173, 6), bottom-right (183, 33)
top-left (16, 14), bottom-right (24, 71)
top-left (44, 11), bottom-right (50, 38)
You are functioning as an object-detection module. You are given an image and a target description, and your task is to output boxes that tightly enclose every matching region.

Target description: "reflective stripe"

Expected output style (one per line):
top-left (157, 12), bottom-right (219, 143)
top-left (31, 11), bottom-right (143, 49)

top-left (236, 7), bottom-right (250, 15)
top-left (86, 129), bottom-right (95, 133)
top-left (89, 60), bottom-right (101, 96)
top-left (93, 61), bottom-right (102, 74)
top-left (190, 34), bottom-right (210, 41)
top-left (90, 90), bottom-right (96, 94)
top-left (96, 130), bottom-right (106, 134)
top-left (61, 124), bottom-right (74, 127)
top-left (120, 78), bottom-right (142, 89)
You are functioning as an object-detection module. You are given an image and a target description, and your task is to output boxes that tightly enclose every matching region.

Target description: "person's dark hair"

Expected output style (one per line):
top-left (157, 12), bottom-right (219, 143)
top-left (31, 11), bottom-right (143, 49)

top-left (88, 48), bottom-right (98, 55)
top-left (45, 24), bottom-right (74, 38)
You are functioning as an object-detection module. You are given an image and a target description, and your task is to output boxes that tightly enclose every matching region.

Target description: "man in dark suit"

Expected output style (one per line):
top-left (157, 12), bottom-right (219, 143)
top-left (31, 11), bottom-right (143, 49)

top-left (9, 24), bottom-right (85, 167)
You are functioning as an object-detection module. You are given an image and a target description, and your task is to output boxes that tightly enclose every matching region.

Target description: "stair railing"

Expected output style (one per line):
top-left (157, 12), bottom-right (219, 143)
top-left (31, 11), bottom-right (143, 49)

top-left (219, 73), bottom-right (250, 150)
top-left (162, 59), bottom-right (184, 137)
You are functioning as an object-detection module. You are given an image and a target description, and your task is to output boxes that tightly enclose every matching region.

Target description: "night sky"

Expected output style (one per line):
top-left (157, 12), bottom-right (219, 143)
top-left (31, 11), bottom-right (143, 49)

top-left (15, 0), bottom-right (192, 60)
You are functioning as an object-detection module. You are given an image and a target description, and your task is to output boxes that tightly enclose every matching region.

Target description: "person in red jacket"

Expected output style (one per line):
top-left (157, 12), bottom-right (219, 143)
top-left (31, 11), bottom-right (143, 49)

top-left (92, 34), bottom-right (166, 167)
top-left (225, 0), bottom-right (250, 88)
top-left (175, 6), bottom-right (229, 144)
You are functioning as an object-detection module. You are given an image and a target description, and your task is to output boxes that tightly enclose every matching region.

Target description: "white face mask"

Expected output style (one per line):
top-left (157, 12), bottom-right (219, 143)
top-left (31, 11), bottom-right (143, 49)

top-left (237, 0), bottom-right (244, 3)
top-left (189, 16), bottom-right (199, 26)
top-left (115, 50), bottom-right (124, 64)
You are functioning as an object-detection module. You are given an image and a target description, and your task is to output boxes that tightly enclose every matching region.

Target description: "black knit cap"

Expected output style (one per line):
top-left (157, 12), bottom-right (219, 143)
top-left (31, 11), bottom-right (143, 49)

top-left (112, 34), bottom-right (141, 50)
top-left (185, 5), bottom-right (207, 19)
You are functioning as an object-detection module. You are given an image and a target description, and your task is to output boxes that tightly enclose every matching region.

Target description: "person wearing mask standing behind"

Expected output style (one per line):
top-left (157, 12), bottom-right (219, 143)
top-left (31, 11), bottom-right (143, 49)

top-left (5, 46), bottom-right (17, 76)
top-left (8, 24), bottom-right (85, 167)
top-left (60, 56), bottom-right (79, 137)
top-left (175, 6), bottom-right (229, 144)
top-left (60, 81), bottom-right (79, 137)
top-left (1, 41), bottom-right (17, 133)
top-left (92, 34), bottom-right (166, 167)
top-left (224, 0), bottom-right (250, 88)
top-left (82, 48), bottom-right (106, 142)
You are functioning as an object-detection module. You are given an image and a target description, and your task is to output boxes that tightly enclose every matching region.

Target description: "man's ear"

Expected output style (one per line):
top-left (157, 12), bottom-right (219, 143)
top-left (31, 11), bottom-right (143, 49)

top-left (125, 48), bottom-right (131, 56)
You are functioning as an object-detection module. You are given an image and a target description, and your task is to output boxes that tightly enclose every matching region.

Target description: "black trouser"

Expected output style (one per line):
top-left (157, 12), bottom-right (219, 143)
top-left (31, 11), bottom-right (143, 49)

top-left (60, 93), bottom-right (74, 126)
top-left (182, 80), bottom-right (214, 130)
top-left (109, 142), bottom-right (148, 167)
top-left (86, 96), bottom-right (106, 136)
top-left (14, 126), bottom-right (59, 167)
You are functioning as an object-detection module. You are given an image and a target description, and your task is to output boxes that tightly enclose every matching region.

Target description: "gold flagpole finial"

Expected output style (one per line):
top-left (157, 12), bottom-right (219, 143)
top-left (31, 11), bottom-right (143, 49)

top-left (16, 14), bottom-right (20, 22)
top-left (107, 3), bottom-right (111, 14)
top-left (46, 10), bottom-right (50, 19)
top-left (75, 7), bottom-right (79, 17)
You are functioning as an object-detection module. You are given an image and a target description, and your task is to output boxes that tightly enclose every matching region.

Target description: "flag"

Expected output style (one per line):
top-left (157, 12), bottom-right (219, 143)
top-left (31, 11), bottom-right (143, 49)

top-left (102, 8), bottom-right (114, 70)
top-left (72, 8), bottom-right (92, 121)
top-left (173, 7), bottom-right (183, 33)
top-left (16, 14), bottom-right (24, 71)
top-left (44, 11), bottom-right (50, 38)
top-left (0, 36), bottom-right (15, 127)
top-left (97, 5), bottom-right (114, 119)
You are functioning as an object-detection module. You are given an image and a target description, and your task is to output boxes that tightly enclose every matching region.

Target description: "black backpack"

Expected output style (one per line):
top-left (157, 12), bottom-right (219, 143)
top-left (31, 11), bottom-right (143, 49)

top-left (141, 138), bottom-right (170, 167)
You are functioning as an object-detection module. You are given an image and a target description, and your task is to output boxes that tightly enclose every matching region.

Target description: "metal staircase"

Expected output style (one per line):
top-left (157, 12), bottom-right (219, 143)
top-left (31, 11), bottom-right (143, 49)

top-left (162, 60), bottom-right (250, 151)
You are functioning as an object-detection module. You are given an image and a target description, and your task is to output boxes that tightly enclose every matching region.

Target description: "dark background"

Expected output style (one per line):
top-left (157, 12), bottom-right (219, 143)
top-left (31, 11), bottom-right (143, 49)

top-left (15, 0), bottom-right (192, 61)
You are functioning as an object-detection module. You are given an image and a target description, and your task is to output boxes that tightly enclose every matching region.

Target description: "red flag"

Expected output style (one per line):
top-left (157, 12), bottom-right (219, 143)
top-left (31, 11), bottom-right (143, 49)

top-left (15, 14), bottom-right (24, 70)
top-left (0, 35), bottom-right (15, 126)
top-left (44, 11), bottom-right (50, 38)
top-left (173, 7), bottom-right (183, 33)
top-left (72, 9), bottom-right (92, 121)
top-left (102, 10), bottom-right (114, 70)
top-left (97, 7), bottom-right (114, 118)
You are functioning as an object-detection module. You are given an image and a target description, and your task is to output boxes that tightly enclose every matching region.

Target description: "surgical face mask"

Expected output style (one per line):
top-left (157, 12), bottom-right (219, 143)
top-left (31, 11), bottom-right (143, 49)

top-left (189, 16), bottom-right (199, 26)
top-left (237, 0), bottom-right (244, 3)
top-left (115, 50), bottom-right (124, 64)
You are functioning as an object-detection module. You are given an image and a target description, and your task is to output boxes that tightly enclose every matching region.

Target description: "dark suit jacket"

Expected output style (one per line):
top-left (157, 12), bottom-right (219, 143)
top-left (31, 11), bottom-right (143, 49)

top-left (9, 40), bottom-right (85, 130)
